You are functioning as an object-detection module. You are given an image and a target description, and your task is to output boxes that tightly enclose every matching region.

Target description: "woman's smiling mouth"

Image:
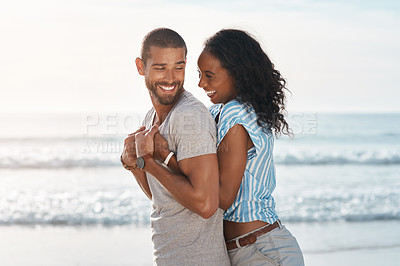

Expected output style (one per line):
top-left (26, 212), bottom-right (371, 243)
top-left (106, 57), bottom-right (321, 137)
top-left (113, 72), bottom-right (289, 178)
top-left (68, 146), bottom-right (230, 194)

top-left (206, 90), bottom-right (216, 97)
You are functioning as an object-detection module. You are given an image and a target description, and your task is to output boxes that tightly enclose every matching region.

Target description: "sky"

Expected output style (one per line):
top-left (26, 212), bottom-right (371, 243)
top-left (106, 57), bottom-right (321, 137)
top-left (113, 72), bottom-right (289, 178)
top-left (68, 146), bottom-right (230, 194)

top-left (1, 0), bottom-right (399, 113)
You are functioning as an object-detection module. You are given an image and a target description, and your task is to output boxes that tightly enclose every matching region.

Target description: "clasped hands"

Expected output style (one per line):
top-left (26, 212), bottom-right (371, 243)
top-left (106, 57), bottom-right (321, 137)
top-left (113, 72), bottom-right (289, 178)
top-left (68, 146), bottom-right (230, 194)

top-left (122, 125), bottom-right (170, 169)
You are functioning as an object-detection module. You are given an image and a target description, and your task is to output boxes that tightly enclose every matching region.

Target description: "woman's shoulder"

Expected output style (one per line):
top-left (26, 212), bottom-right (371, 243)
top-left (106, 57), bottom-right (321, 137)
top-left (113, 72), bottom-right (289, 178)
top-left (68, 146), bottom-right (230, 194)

top-left (223, 99), bottom-right (246, 109)
top-left (220, 99), bottom-right (272, 136)
top-left (216, 99), bottom-right (273, 153)
top-left (220, 99), bottom-right (255, 123)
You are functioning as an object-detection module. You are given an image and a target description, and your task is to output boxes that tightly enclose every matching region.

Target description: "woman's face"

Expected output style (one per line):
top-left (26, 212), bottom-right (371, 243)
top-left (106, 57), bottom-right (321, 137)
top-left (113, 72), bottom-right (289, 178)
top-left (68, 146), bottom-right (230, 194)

top-left (197, 50), bottom-right (236, 104)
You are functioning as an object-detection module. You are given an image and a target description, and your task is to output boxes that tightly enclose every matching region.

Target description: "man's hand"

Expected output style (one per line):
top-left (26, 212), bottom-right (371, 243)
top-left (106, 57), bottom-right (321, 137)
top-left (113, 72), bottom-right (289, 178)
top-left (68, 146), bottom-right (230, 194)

top-left (122, 126), bottom-right (146, 167)
top-left (135, 125), bottom-right (159, 157)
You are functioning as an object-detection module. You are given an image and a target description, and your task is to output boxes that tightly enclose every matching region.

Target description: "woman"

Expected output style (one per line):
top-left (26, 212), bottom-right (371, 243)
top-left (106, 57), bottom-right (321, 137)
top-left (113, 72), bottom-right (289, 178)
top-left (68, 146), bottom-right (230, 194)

top-left (155, 29), bottom-right (304, 265)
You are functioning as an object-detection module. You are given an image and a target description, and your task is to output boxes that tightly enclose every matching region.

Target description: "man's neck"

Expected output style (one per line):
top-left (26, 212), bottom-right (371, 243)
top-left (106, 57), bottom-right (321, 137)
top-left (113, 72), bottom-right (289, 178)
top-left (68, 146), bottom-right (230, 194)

top-left (151, 90), bottom-right (184, 125)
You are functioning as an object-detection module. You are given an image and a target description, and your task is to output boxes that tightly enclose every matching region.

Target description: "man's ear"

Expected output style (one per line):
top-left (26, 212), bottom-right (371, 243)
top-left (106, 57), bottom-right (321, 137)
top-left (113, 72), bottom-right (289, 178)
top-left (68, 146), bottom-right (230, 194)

top-left (135, 57), bottom-right (145, 75)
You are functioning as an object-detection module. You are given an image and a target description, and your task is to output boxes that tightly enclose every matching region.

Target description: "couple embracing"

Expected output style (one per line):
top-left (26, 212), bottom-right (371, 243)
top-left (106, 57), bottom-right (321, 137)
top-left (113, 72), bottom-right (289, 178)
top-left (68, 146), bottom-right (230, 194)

top-left (121, 28), bottom-right (304, 266)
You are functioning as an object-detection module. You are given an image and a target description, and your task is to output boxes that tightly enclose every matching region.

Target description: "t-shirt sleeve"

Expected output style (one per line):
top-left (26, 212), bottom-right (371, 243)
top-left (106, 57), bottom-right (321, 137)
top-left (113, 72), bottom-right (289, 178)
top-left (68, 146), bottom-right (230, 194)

top-left (217, 101), bottom-right (265, 157)
top-left (170, 106), bottom-right (217, 162)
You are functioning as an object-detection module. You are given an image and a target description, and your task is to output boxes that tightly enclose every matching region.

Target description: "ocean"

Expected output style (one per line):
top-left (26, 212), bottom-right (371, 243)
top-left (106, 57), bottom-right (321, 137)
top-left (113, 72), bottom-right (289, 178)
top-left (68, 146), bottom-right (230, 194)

top-left (0, 112), bottom-right (399, 226)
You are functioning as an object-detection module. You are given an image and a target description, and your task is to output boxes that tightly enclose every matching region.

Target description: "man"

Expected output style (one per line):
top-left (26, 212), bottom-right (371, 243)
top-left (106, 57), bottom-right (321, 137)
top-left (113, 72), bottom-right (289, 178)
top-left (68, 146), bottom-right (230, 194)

top-left (121, 28), bottom-right (230, 266)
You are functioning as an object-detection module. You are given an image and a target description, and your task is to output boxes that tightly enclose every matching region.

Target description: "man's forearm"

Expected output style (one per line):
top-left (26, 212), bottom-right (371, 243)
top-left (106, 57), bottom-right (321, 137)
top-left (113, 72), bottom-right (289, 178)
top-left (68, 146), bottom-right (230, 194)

top-left (131, 170), bottom-right (152, 200)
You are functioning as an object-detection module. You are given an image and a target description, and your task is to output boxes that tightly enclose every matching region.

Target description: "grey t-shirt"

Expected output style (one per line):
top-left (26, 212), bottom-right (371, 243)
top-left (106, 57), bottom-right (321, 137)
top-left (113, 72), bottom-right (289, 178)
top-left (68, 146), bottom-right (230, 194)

top-left (142, 90), bottom-right (230, 266)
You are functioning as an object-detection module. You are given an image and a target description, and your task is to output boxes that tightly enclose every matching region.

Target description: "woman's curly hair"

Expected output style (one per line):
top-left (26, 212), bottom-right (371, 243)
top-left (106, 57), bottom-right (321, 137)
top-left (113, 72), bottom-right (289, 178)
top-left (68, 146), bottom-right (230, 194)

top-left (204, 29), bottom-right (291, 136)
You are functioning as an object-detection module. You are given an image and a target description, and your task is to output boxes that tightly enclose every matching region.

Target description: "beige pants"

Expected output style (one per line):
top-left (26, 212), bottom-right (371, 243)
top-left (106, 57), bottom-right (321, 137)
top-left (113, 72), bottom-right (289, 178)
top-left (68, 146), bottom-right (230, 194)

top-left (227, 222), bottom-right (304, 266)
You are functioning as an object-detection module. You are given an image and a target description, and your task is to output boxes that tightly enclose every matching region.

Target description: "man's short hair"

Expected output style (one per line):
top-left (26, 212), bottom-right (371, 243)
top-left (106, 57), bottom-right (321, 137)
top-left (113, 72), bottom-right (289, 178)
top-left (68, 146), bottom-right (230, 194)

top-left (141, 28), bottom-right (187, 65)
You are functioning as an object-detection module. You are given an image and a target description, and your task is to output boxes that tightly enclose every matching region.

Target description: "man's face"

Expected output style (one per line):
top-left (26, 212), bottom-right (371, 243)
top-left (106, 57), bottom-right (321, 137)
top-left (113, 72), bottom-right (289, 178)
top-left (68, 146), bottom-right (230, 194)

top-left (137, 46), bottom-right (186, 106)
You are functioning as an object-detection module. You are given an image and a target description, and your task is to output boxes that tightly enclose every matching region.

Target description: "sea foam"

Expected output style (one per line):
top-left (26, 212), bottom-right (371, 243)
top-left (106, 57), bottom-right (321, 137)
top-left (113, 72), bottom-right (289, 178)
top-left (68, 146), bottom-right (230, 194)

top-left (1, 187), bottom-right (398, 226)
top-left (1, 147), bottom-right (399, 168)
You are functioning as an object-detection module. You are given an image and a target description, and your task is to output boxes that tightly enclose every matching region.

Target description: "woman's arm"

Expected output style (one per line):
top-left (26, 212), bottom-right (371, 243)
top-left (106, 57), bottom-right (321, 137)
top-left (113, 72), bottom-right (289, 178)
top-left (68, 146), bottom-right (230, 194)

top-left (153, 132), bottom-right (183, 175)
top-left (217, 124), bottom-right (250, 210)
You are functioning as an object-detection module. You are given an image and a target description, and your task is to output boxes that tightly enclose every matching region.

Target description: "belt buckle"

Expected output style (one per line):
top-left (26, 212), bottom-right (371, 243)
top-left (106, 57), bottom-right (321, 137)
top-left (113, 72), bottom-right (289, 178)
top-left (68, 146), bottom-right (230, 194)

top-left (235, 238), bottom-right (242, 249)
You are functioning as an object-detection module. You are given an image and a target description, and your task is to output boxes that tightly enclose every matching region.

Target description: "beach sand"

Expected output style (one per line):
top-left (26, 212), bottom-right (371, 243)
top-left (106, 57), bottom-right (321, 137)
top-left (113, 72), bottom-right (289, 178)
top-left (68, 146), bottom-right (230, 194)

top-left (1, 221), bottom-right (399, 266)
top-left (0, 225), bottom-right (153, 266)
top-left (292, 221), bottom-right (400, 266)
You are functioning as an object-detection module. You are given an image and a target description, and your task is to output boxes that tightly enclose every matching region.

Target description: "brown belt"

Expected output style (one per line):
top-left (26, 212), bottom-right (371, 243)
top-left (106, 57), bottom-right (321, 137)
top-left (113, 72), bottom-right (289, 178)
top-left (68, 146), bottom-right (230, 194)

top-left (225, 220), bottom-right (280, 251)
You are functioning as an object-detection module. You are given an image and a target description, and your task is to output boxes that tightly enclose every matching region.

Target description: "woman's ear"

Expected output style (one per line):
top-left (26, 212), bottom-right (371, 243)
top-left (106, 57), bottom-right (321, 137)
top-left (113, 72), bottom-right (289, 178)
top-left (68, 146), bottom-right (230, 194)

top-left (135, 57), bottom-right (145, 75)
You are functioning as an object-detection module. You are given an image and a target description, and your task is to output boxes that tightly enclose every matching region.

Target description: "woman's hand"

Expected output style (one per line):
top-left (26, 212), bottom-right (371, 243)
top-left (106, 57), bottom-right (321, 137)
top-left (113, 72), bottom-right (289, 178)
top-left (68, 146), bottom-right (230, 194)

top-left (153, 132), bottom-right (170, 162)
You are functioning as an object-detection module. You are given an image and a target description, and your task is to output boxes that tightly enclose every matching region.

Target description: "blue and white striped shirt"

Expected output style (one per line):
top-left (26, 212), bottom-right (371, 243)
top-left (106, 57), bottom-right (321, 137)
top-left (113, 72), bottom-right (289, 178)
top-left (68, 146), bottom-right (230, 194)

top-left (209, 99), bottom-right (278, 224)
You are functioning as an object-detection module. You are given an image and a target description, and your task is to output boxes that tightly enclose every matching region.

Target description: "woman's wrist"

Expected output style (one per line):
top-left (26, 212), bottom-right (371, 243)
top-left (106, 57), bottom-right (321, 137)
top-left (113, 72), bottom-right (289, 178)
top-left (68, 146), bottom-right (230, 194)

top-left (163, 151), bottom-right (174, 166)
top-left (154, 148), bottom-right (170, 162)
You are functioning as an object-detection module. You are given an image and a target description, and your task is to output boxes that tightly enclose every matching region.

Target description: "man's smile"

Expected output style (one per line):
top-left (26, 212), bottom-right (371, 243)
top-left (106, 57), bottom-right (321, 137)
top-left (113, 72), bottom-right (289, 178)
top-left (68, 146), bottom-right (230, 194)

top-left (159, 84), bottom-right (175, 92)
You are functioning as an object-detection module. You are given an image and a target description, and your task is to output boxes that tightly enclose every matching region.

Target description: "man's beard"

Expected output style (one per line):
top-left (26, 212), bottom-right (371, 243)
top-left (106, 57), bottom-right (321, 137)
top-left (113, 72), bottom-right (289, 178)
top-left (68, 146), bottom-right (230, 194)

top-left (146, 80), bottom-right (184, 105)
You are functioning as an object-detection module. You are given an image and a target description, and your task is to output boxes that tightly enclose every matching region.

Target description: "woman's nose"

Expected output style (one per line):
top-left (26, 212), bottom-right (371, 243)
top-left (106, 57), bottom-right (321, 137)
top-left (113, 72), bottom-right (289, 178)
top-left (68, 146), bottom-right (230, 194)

top-left (198, 74), bottom-right (206, 88)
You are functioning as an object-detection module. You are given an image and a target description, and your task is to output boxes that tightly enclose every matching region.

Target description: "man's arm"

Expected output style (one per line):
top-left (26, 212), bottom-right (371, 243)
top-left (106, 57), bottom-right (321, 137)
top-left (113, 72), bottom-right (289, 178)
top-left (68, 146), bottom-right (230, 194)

top-left (154, 125), bottom-right (249, 210)
top-left (136, 126), bottom-right (219, 219)
top-left (130, 167), bottom-right (152, 200)
top-left (122, 126), bottom-right (152, 200)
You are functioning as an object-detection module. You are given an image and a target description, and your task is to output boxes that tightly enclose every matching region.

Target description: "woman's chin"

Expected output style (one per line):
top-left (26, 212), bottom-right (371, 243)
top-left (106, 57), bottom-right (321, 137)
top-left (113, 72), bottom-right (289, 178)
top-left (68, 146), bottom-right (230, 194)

top-left (209, 97), bottom-right (222, 104)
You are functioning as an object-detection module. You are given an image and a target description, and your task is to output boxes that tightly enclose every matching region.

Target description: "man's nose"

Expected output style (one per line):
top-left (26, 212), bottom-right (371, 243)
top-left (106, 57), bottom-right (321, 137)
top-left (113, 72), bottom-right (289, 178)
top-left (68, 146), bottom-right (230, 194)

top-left (164, 69), bottom-right (174, 82)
